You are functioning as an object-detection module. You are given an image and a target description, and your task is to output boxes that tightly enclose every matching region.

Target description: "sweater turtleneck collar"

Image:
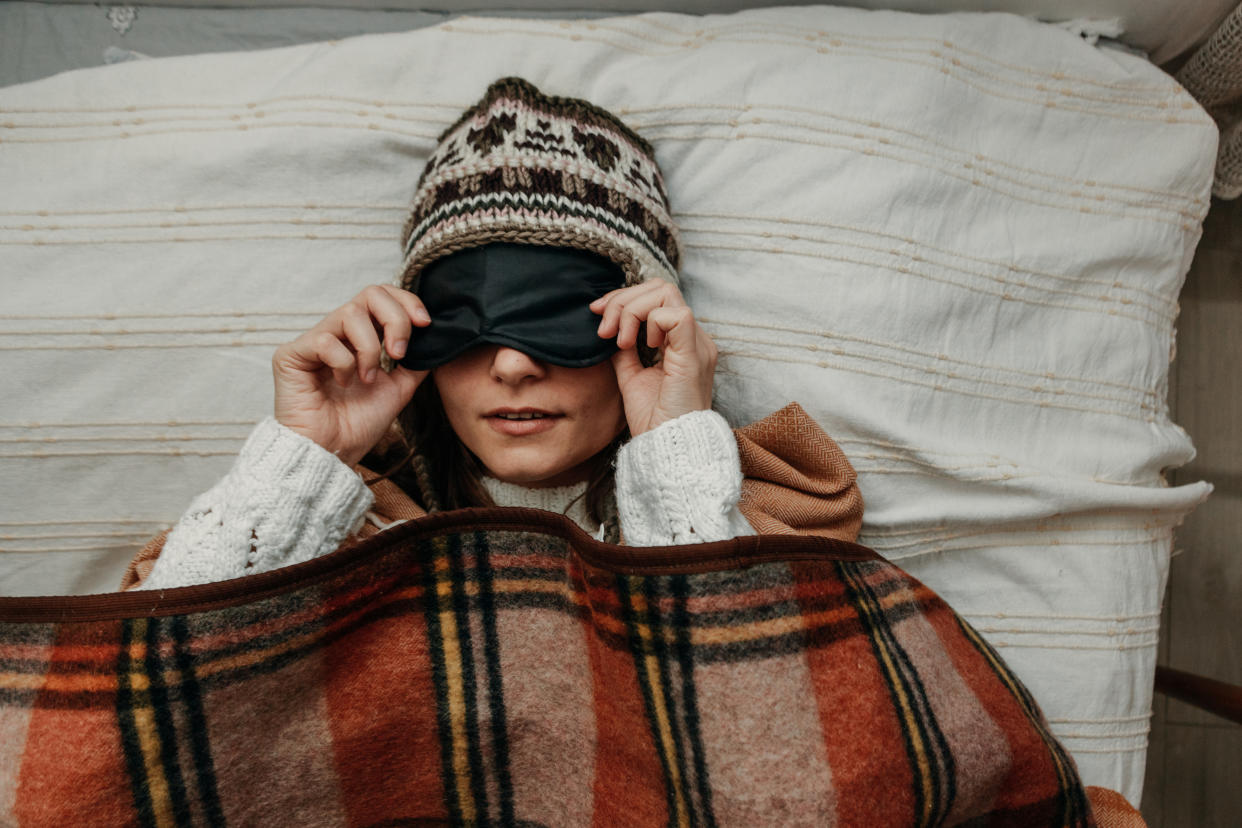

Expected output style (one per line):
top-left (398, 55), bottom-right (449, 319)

top-left (480, 476), bottom-right (598, 534)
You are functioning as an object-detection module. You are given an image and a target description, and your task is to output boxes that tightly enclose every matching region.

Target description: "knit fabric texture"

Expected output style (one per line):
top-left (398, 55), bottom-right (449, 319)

top-left (138, 412), bottom-right (754, 590)
top-left (615, 409), bottom-right (753, 545)
top-left (479, 475), bottom-right (594, 534)
top-left (398, 76), bottom-right (681, 292)
top-left (141, 417), bottom-right (375, 591)
top-left (120, 402), bottom-right (865, 592)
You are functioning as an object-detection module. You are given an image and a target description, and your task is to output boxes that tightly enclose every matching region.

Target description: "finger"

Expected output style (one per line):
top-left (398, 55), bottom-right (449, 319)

top-left (656, 280), bottom-right (689, 307)
top-left (590, 278), bottom-right (686, 311)
top-left (610, 344), bottom-right (646, 388)
top-left (386, 363), bottom-right (430, 404)
top-left (589, 289), bottom-right (616, 311)
top-left (288, 330), bottom-right (356, 387)
top-left (588, 285), bottom-right (631, 311)
top-left (363, 286), bottom-right (423, 360)
top-left (594, 283), bottom-right (644, 338)
top-left (608, 279), bottom-right (687, 310)
top-left (599, 282), bottom-right (683, 342)
top-left (700, 332), bottom-right (719, 371)
top-left (594, 281), bottom-right (666, 337)
top-left (615, 285), bottom-right (687, 348)
top-left (340, 304), bottom-right (384, 383)
top-left (646, 317), bottom-right (666, 351)
top-left (646, 306), bottom-right (698, 355)
top-left (278, 329), bottom-right (335, 372)
top-left (616, 307), bottom-right (642, 350)
top-left (377, 284), bottom-right (431, 328)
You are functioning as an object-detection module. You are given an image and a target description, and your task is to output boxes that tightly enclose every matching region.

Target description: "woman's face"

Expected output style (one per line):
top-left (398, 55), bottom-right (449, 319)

top-left (433, 345), bottom-right (627, 488)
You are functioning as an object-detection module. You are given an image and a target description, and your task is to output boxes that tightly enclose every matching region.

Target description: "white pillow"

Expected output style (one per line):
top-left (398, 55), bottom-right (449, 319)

top-left (56, 0), bottom-right (1235, 63)
top-left (0, 4), bottom-right (1215, 805)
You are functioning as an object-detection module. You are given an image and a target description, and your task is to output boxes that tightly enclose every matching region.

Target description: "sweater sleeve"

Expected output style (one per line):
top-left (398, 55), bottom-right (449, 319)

top-left (135, 417), bottom-right (375, 591)
top-left (613, 409), bottom-right (756, 545)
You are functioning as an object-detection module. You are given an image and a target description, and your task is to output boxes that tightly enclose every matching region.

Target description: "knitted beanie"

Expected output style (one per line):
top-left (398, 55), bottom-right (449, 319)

top-left (398, 77), bottom-right (681, 293)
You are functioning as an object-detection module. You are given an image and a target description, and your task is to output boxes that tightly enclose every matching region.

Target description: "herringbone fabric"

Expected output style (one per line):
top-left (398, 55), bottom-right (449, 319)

top-left (734, 404), bottom-right (865, 540)
top-left (1, 508), bottom-right (1095, 827)
top-left (1176, 1), bottom-right (1242, 199)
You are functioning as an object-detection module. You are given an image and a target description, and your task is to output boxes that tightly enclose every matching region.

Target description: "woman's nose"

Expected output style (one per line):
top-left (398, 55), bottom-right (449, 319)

top-left (489, 346), bottom-right (546, 384)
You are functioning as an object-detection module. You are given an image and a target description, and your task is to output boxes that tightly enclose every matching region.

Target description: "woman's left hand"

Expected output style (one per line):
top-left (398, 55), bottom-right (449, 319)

top-left (590, 280), bottom-right (718, 436)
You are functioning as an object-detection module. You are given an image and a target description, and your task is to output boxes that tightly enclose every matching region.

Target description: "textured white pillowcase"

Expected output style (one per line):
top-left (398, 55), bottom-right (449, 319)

top-left (0, 4), bottom-right (1216, 805)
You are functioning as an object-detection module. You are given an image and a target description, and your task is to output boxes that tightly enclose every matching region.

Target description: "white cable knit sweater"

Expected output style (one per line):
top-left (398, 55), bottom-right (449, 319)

top-left (140, 409), bottom-right (754, 590)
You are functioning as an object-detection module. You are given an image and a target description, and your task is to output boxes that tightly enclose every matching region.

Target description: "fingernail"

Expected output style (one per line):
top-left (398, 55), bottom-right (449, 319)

top-left (365, 368), bottom-right (376, 383)
top-left (391, 339), bottom-right (407, 358)
top-left (415, 309), bottom-right (430, 324)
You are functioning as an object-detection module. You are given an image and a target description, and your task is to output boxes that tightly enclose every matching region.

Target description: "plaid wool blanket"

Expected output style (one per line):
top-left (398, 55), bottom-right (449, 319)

top-left (0, 507), bottom-right (1097, 827)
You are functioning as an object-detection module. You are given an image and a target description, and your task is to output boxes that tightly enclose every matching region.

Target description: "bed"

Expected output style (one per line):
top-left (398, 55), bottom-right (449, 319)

top-left (1, 0), bottom-right (1239, 819)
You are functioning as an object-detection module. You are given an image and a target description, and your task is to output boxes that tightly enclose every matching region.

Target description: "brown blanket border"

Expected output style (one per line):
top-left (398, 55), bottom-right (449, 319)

top-left (0, 506), bottom-right (880, 622)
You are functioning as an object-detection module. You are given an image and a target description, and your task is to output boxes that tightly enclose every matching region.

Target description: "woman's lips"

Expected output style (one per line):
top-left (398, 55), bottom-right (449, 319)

top-left (485, 413), bottom-right (564, 437)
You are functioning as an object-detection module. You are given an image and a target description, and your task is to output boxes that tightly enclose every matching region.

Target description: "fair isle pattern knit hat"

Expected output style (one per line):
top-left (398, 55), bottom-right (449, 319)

top-left (399, 76), bottom-right (681, 292)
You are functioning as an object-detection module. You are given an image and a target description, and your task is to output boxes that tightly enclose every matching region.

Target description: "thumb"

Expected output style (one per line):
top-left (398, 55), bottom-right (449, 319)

top-left (610, 347), bottom-right (645, 389)
top-left (389, 365), bottom-right (429, 404)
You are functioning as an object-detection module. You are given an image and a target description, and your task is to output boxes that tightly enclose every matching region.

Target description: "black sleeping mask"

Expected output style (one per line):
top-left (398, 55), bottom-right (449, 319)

top-left (398, 242), bottom-right (627, 371)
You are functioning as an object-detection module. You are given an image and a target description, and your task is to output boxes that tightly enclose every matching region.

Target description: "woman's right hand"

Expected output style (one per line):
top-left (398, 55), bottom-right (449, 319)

top-left (273, 284), bottom-right (431, 467)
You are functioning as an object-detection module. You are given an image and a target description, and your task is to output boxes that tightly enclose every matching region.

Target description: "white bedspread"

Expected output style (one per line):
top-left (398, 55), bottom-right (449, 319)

top-left (0, 4), bottom-right (1217, 805)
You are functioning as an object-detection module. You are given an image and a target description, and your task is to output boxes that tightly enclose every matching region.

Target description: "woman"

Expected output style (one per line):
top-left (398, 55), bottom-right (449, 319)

top-left (123, 76), bottom-right (863, 591)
